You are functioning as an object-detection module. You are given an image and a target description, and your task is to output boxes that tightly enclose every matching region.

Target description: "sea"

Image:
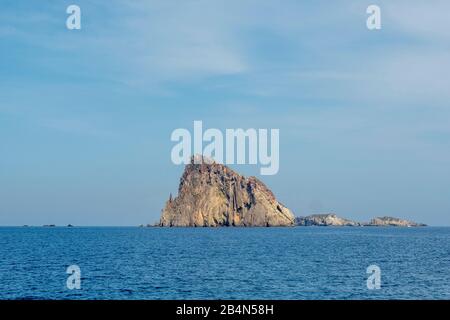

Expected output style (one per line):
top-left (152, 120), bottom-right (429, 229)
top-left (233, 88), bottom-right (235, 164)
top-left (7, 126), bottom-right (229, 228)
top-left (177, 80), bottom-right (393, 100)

top-left (0, 226), bottom-right (449, 300)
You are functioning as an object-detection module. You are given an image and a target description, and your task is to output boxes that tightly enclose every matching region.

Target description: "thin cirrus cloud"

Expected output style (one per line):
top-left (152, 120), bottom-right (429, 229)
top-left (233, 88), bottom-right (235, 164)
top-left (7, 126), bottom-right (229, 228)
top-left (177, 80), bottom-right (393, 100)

top-left (0, 1), bottom-right (449, 225)
top-left (3, 0), bottom-right (449, 104)
top-left (384, 0), bottom-right (450, 42)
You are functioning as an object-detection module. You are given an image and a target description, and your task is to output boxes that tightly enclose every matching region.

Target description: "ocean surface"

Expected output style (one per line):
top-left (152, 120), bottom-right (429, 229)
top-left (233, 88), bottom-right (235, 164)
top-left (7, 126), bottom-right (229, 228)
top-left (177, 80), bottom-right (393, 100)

top-left (0, 226), bottom-right (449, 300)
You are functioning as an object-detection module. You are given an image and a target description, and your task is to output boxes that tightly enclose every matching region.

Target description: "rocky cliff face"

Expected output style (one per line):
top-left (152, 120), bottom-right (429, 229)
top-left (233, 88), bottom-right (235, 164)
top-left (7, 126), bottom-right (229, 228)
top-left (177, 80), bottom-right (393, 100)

top-left (364, 216), bottom-right (426, 227)
top-left (159, 157), bottom-right (295, 227)
top-left (295, 214), bottom-right (360, 226)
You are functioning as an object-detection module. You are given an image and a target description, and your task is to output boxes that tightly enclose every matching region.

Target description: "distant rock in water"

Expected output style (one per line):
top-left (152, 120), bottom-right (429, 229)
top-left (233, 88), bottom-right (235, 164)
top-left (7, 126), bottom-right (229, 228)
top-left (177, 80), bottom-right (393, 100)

top-left (296, 214), bottom-right (360, 226)
top-left (364, 216), bottom-right (426, 227)
top-left (159, 156), bottom-right (295, 227)
top-left (295, 214), bottom-right (426, 227)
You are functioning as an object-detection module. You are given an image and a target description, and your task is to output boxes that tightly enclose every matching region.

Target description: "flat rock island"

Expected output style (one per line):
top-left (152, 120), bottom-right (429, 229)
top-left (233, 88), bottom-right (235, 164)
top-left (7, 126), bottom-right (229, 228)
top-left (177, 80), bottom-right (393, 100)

top-left (294, 214), bottom-right (426, 227)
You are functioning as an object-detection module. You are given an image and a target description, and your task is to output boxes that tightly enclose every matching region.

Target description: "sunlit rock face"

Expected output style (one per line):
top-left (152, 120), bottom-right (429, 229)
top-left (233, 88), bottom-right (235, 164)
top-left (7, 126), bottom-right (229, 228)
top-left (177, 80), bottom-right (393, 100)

top-left (295, 214), bottom-right (360, 226)
top-left (159, 157), bottom-right (295, 227)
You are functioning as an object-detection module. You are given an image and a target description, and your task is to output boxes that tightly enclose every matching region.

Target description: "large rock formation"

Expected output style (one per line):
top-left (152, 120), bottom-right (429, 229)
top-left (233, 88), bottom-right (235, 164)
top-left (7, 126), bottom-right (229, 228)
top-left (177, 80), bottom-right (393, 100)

top-left (295, 214), bottom-right (360, 226)
top-left (159, 157), bottom-right (295, 227)
top-left (364, 216), bottom-right (426, 227)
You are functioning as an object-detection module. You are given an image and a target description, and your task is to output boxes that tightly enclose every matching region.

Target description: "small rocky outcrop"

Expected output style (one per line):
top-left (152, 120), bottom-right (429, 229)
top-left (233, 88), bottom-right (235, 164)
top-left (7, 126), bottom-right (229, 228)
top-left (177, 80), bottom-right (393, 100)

top-left (364, 216), bottom-right (426, 227)
top-left (159, 156), bottom-right (295, 227)
top-left (295, 214), bottom-right (426, 227)
top-left (295, 214), bottom-right (360, 226)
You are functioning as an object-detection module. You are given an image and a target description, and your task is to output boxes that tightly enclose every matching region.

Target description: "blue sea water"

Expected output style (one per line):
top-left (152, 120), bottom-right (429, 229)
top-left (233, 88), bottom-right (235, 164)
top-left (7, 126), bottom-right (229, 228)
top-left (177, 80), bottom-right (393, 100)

top-left (0, 226), bottom-right (449, 300)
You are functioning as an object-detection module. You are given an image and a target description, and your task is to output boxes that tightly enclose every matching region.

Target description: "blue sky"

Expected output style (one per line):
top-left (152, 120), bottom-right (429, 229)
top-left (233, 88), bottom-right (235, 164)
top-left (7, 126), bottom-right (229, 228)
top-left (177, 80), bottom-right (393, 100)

top-left (1, 0), bottom-right (449, 225)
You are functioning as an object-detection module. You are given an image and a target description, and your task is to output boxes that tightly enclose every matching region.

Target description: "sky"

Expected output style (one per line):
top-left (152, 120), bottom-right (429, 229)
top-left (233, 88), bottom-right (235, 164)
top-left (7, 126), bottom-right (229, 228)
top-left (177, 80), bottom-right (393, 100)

top-left (0, 0), bottom-right (449, 226)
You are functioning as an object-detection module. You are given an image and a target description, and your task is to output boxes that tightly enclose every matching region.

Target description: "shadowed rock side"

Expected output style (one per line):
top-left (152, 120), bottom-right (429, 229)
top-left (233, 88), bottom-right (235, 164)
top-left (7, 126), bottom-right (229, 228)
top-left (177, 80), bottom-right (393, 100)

top-left (296, 214), bottom-right (360, 226)
top-left (159, 158), bottom-right (295, 227)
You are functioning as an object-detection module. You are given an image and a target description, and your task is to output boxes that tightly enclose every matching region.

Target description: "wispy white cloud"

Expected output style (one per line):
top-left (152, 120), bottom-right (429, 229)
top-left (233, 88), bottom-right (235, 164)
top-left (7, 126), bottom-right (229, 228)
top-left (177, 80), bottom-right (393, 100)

top-left (4, 0), bottom-right (449, 104)
top-left (39, 117), bottom-right (117, 138)
top-left (384, 0), bottom-right (450, 42)
top-left (1, 0), bottom-right (450, 225)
